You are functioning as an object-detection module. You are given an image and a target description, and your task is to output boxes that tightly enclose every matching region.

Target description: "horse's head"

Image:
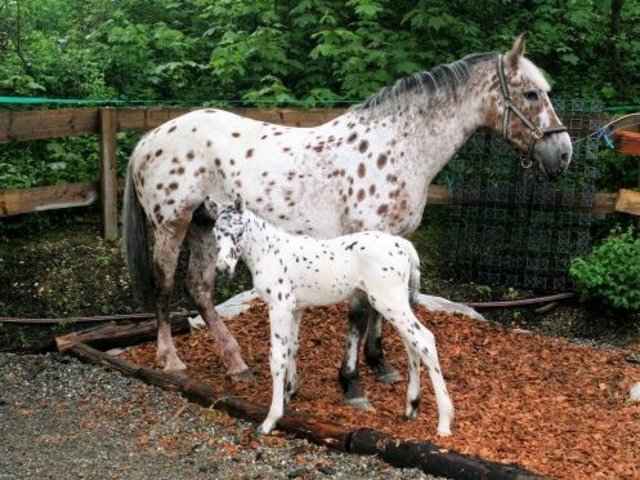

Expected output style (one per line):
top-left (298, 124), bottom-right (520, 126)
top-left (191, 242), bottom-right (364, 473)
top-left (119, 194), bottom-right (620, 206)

top-left (485, 34), bottom-right (572, 179)
top-left (207, 195), bottom-right (247, 280)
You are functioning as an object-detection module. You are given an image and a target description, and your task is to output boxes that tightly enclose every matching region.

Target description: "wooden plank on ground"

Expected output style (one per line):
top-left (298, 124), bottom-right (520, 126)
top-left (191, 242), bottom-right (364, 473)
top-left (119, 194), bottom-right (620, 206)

top-left (0, 108), bottom-right (99, 143)
top-left (0, 182), bottom-right (98, 216)
top-left (614, 189), bottom-right (640, 216)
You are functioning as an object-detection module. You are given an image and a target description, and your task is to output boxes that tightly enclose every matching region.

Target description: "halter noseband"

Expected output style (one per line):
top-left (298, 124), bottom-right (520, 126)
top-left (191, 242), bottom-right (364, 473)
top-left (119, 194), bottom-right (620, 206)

top-left (495, 54), bottom-right (568, 169)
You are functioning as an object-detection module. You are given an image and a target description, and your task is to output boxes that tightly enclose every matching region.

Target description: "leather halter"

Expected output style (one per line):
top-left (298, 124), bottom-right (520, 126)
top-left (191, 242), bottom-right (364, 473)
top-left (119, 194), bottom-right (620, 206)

top-left (495, 54), bottom-right (568, 169)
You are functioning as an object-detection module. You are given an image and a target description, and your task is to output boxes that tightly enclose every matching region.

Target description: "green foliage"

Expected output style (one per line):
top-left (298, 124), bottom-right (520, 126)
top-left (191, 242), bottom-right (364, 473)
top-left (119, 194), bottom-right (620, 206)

top-left (570, 227), bottom-right (640, 311)
top-left (1, 0), bottom-right (638, 104)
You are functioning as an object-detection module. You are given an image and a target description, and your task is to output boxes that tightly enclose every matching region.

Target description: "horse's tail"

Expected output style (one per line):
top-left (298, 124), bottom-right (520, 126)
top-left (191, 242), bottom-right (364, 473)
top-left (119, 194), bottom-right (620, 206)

top-left (122, 161), bottom-right (155, 309)
top-left (406, 241), bottom-right (421, 308)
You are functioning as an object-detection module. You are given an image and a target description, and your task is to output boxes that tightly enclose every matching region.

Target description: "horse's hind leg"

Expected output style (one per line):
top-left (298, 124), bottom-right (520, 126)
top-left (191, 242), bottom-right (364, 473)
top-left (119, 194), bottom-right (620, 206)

top-left (186, 223), bottom-right (251, 379)
top-left (284, 310), bottom-right (301, 405)
top-left (378, 301), bottom-right (454, 436)
top-left (153, 222), bottom-right (189, 372)
top-left (364, 307), bottom-right (401, 383)
top-left (338, 294), bottom-right (374, 411)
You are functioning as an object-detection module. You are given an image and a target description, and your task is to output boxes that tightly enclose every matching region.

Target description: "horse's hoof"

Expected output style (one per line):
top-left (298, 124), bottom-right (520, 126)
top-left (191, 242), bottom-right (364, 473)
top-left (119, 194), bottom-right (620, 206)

top-left (227, 368), bottom-right (256, 382)
top-left (437, 427), bottom-right (452, 437)
top-left (345, 397), bottom-right (375, 412)
top-left (375, 363), bottom-right (401, 384)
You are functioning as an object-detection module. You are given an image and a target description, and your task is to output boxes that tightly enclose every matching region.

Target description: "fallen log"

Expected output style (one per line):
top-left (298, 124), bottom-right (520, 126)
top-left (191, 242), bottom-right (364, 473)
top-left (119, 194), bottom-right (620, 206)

top-left (55, 314), bottom-right (191, 353)
top-left (65, 340), bottom-right (545, 479)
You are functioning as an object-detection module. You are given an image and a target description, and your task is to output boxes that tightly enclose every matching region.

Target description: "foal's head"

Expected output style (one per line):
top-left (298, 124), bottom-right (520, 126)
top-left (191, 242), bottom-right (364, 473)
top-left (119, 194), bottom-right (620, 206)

top-left (206, 196), bottom-right (247, 279)
top-left (485, 34), bottom-right (573, 178)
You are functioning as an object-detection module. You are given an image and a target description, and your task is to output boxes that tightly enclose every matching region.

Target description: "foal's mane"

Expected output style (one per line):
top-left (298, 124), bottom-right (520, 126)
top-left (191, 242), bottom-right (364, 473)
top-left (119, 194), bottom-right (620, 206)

top-left (355, 51), bottom-right (498, 116)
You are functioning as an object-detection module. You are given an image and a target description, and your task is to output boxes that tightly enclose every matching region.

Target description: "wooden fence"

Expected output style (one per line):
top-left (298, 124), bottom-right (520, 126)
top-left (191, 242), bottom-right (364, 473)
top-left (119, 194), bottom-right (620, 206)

top-left (0, 106), bottom-right (634, 240)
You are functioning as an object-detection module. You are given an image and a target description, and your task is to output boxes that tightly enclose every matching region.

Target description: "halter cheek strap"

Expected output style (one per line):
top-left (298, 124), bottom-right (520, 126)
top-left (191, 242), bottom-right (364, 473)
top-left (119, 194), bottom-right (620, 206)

top-left (495, 54), bottom-right (568, 169)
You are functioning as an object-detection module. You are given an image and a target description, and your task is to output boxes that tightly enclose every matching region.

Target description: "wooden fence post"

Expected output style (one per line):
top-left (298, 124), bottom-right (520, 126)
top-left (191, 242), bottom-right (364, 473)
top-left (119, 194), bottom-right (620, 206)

top-left (99, 107), bottom-right (118, 240)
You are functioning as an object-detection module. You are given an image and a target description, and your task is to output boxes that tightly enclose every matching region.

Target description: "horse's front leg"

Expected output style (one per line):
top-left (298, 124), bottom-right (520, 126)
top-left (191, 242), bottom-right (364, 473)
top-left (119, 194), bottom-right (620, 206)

top-left (364, 307), bottom-right (401, 383)
top-left (338, 295), bottom-right (374, 411)
top-left (187, 224), bottom-right (252, 380)
top-left (258, 304), bottom-right (293, 435)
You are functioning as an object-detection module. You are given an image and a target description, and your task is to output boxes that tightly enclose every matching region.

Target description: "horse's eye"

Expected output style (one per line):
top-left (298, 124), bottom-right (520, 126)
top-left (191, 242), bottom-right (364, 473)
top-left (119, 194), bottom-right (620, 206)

top-left (524, 91), bottom-right (539, 101)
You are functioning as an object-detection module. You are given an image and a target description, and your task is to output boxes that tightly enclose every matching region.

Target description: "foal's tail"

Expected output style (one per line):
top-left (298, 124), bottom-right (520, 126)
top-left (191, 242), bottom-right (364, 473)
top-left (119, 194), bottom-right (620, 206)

top-left (406, 241), bottom-right (422, 308)
top-left (122, 161), bottom-right (155, 309)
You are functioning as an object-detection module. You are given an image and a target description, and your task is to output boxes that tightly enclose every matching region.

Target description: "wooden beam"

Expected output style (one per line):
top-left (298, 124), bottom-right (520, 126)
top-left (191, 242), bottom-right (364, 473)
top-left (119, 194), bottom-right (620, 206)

top-left (614, 189), bottom-right (640, 216)
top-left (0, 181), bottom-right (98, 216)
top-left (0, 108), bottom-right (99, 143)
top-left (0, 181), bottom-right (633, 219)
top-left (99, 107), bottom-right (119, 240)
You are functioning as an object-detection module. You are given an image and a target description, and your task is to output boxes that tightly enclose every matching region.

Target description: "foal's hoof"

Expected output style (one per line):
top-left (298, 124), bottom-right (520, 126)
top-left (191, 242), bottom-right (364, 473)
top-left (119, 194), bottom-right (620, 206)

top-left (345, 397), bottom-right (375, 412)
top-left (160, 357), bottom-right (187, 373)
top-left (227, 368), bottom-right (256, 383)
top-left (375, 362), bottom-right (401, 384)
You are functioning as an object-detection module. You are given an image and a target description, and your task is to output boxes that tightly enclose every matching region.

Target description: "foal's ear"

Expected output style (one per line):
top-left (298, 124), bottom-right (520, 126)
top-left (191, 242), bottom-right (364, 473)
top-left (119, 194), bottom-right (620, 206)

top-left (204, 196), bottom-right (219, 217)
top-left (505, 32), bottom-right (526, 69)
top-left (234, 193), bottom-right (244, 213)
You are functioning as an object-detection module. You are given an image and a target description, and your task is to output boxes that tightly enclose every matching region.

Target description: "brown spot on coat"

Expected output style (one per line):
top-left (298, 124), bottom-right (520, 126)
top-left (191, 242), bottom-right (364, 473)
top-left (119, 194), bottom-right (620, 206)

top-left (313, 145), bottom-right (324, 153)
top-left (358, 140), bottom-right (369, 153)
top-left (377, 153), bottom-right (388, 169)
top-left (186, 151), bottom-right (195, 160)
top-left (357, 189), bottom-right (366, 202)
top-left (168, 126), bottom-right (177, 133)
top-left (232, 132), bottom-right (240, 137)
top-left (369, 185), bottom-right (376, 195)
top-left (246, 149), bottom-right (254, 158)
top-left (155, 149), bottom-right (163, 157)
top-left (347, 132), bottom-right (358, 143)
top-left (169, 182), bottom-right (179, 190)
top-left (357, 163), bottom-right (366, 178)
top-left (377, 204), bottom-right (389, 215)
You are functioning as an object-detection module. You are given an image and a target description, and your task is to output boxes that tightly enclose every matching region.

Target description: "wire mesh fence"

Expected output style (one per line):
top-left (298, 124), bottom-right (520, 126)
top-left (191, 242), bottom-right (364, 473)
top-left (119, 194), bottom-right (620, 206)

top-left (443, 99), bottom-right (603, 291)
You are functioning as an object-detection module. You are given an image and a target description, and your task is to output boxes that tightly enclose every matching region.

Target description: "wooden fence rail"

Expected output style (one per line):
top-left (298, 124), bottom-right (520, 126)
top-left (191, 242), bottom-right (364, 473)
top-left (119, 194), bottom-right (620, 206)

top-left (0, 106), bottom-right (636, 239)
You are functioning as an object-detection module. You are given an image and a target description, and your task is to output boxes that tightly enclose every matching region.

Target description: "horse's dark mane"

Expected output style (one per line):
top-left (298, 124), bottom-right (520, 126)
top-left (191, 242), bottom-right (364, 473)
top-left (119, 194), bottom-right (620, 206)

top-left (355, 51), bottom-right (498, 113)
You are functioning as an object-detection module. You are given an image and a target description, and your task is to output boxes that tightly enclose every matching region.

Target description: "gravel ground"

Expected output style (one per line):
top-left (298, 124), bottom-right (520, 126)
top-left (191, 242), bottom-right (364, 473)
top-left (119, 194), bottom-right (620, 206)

top-left (0, 352), bottom-right (440, 480)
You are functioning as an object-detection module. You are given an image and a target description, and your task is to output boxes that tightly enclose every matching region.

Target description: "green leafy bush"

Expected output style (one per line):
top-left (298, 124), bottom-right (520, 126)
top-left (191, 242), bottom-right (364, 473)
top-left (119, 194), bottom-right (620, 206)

top-left (570, 227), bottom-right (640, 311)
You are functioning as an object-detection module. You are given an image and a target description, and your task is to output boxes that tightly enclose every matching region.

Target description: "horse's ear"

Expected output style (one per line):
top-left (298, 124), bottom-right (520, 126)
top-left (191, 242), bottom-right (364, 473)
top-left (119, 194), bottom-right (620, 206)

top-left (505, 33), bottom-right (526, 68)
top-left (234, 194), bottom-right (244, 213)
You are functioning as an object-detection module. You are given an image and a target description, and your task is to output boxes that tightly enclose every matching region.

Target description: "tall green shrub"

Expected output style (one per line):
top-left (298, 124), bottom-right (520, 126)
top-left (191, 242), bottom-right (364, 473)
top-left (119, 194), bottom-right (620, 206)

top-left (570, 227), bottom-right (640, 311)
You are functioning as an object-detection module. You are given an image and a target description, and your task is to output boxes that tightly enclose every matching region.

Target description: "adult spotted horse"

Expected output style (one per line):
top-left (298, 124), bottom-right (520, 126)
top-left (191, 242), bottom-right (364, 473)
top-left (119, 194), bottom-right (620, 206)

top-left (123, 35), bottom-right (572, 409)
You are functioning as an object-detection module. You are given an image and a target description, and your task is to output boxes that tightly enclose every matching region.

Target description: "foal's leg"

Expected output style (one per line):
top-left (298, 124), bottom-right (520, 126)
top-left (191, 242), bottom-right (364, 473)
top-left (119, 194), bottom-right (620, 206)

top-left (364, 307), bottom-right (401, 383)
top-left (373, 297), bottom-right (453, 436)
top-left (284, 310), bottom-right (302, 405)
top-left (258, 303), bottom-right (293, 434)
top-left (186, 224), bottom-right (251, 379)
top-left (338, 294), bottom-right (374, 411)
top-left (153, 222), bottom-right (189, 372)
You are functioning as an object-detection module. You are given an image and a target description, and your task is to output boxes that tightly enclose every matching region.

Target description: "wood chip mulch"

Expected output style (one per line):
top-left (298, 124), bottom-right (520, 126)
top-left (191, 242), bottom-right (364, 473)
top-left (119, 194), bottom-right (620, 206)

top-left (121, 301), bottom-right (640, 479)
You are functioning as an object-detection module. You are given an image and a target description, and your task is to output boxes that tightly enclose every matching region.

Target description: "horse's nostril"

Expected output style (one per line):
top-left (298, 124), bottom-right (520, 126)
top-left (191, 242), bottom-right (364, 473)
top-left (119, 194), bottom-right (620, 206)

top-left (560, 152), bottom-right (569, 163)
